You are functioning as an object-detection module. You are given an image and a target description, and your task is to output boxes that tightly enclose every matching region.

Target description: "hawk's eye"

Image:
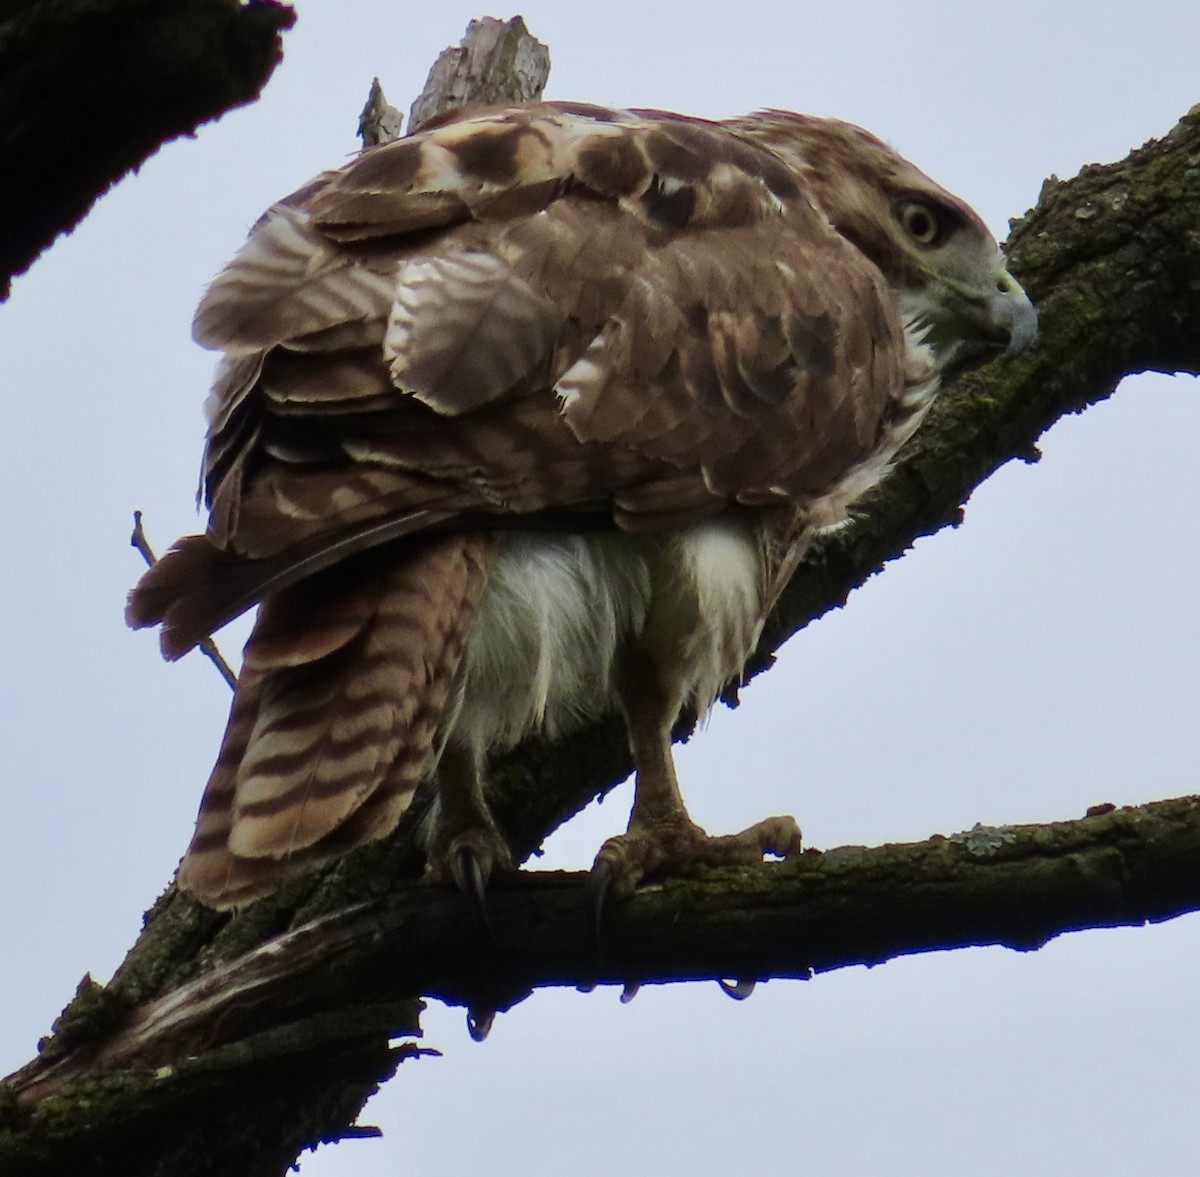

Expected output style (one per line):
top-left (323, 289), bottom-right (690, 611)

top-left (897, 200), bottom-right (941, 246)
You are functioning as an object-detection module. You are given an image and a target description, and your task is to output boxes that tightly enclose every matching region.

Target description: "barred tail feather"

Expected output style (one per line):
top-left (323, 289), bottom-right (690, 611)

top-left (176, 536), bottom-right (495, 908)
top-left (126, 509), bottom-right (457, 661)
top-left (176, 666), bottom-right (279, 906)
top-left (126, 536), bottom-right (277, 661)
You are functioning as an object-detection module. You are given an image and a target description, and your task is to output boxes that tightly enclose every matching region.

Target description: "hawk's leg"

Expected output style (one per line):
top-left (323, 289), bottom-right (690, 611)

top-left (426, 741), bottom-right (514, 915)
top-left (592, 657), bottom-right (803, 906)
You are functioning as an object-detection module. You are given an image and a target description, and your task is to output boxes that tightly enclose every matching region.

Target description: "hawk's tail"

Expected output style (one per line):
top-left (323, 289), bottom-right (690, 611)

top-left (126, 510), bottom-right (458, 661)
top-left (175, 536), bottom-right (494, 908)
top-left (126, 535), bottom-right (282, 661)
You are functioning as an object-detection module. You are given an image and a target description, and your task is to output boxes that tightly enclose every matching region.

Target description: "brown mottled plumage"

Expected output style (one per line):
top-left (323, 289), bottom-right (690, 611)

top-left (129, 102), bottom-right (1036, 907)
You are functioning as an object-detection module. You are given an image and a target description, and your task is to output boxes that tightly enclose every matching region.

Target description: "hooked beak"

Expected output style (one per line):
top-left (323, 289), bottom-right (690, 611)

top-left (901, 262), bottom-right (1038, 376)
top-left (985, 271), bottom-right (1038, 355)
top-left (928, 267), bottom-right (1038, 363)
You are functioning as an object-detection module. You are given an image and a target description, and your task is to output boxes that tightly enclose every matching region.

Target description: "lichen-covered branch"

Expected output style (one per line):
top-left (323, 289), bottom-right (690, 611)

top-left (0, 0), bottom-right (295, 299)
top-left (5, 795), bottom-right (1200, 1175)
top-left (14, 796), bottom-right (1200, 1096)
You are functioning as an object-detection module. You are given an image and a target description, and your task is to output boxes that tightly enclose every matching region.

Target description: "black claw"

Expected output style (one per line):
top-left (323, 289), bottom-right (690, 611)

top-left (587, 860), bottom-right (614, 943)
top-left (451, 846), bottom-right (492, 933)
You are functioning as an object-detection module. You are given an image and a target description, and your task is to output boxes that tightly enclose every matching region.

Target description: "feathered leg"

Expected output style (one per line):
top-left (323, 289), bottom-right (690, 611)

top-left (424, 741), bottom-right (514, 920)
top-left (592, 651), bottom-right (803, 909)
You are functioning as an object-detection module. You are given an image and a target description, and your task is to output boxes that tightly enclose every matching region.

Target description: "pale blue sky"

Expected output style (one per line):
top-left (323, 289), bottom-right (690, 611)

top-left (1, 4), bottom-right (1197, 1175)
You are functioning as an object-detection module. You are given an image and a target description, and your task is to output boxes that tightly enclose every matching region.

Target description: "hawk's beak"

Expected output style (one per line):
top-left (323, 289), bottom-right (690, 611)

top-left (918, 265), bottom-right (1038, 364)
top-left (987, 271), bottom-right (1038, 355)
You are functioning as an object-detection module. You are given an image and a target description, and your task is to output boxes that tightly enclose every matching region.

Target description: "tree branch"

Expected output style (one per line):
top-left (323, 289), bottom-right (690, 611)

top-left (5, 793), bottom-right (1199, 1173)
top-left (0, 0), bottom-right (295, 300)
top-left (3, 13), bottom-right (1198, 1174)
top-left (12, 795), bottom-right (1200, 1103)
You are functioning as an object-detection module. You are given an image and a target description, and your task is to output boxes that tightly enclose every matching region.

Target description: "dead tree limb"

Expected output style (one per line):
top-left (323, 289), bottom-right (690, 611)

top-left (407, 14), bottom-right (550, 133)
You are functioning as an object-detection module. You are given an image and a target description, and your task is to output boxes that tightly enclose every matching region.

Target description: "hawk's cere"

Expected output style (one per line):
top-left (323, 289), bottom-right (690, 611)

top-left (128, 102), bottom-right (1036, 909)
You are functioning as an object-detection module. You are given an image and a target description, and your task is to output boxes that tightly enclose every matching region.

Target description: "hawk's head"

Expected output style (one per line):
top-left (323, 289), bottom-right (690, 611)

top-left (731, 111), bottom-right (1037, 374)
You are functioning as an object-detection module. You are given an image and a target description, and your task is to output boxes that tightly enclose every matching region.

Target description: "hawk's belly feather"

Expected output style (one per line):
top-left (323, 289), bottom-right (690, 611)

top-left (450, 517), bottom-right (765, 759)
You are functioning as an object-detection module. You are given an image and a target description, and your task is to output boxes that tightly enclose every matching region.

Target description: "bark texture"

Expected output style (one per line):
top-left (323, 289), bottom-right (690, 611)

top-left (2, 14), bottom-right (1198, 1176)
top-left (407, 14), bottom-right (550, 133)
top-left (0, 0), bottom-right (295, 299)
top-left (13, 795), bottom-right (1200, 1103)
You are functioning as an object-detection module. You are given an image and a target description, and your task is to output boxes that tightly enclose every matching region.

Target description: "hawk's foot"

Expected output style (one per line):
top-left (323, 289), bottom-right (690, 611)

top-left (590, 813), bottom-right (803, 914)
top-left (426, 822), bottom-right (515, 926)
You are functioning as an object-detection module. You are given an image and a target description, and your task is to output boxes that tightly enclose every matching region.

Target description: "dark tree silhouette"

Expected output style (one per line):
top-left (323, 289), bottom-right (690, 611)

top-left (0, 0), bottom-right (295, 300)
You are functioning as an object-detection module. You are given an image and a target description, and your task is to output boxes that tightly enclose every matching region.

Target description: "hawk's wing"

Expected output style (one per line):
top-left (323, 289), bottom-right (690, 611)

top-left (136, 103), bottom-right (903, 656)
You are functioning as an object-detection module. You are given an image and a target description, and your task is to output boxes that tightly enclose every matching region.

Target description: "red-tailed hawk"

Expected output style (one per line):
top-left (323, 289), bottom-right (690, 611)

top-left (129, 102), bottom-right (1036, 909)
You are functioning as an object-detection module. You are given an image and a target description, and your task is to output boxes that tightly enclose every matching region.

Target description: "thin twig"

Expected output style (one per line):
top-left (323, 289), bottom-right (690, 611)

top-left (130, 511), bottom-right (237, 690)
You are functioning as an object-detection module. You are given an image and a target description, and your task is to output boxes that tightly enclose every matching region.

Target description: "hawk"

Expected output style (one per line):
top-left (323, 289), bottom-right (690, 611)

top-left (128, 102), bottom-right (1036, 909)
